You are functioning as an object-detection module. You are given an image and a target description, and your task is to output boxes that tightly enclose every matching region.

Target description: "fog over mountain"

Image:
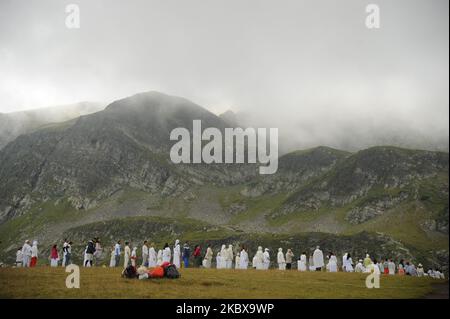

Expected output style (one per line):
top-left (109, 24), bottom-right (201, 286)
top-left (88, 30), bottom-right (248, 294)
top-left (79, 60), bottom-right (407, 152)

top-left (0, 0), bottom-right (448, 151)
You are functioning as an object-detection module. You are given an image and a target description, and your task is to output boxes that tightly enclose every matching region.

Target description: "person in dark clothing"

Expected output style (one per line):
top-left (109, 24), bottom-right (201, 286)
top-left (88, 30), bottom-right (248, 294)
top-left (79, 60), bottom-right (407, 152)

top-left (182, 242), bottom-right (191, 268)
top-left (85, 240), bottom-right (96, 267)
top-left (193, 245), bottom-right (202, 267)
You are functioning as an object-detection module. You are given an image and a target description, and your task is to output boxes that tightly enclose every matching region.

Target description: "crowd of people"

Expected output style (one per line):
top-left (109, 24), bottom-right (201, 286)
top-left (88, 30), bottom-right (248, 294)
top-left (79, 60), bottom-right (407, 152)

top-left (12, 238), bottom-right (446, 279)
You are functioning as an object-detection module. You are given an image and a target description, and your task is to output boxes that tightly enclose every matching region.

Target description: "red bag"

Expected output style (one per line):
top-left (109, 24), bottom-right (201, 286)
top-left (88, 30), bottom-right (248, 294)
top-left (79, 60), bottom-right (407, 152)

top-left (149, 266), bottom-right (165, 278)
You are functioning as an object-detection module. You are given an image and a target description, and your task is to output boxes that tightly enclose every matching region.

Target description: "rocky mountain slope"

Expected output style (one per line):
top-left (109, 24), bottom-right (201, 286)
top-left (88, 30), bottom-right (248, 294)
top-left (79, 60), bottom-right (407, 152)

top-left (0, 102), bottom-right (104, 150)
top-left (0, 91), bottom-right (448, 271)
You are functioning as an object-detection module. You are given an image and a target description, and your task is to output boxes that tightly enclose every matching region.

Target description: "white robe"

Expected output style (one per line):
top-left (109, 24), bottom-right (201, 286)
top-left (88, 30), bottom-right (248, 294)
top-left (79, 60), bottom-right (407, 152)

top-left (162, 247), bottom-right (171, 263)
top-left (263, 251), bottom-right (270, 270)
top-left (124, 246), bottom-right (131, 268)
top-left (219, 245), bottom-right (227, 269)
top-left (345, 257), bottom-right (354, 272)
top-left (354, 262), bottom-right (365, 273)
top-left (255, 249), bottom-right (264, 270)
top-left (235, 254), bottom-right (240, 269)
top-left (388, 261), bottom-right (396, 275)
top-left (109, 249), bottom-right (116, 267)
top-left (239, 250), bottom-right (249, 269)
top-left (277, 250), bottom-right (286, 270)
top-left (173, 243), bottom-right (181, 268)
top-left (156, 249), bottom-right (163, 266)
top-left (313, 249), bottom-right (324, 269)
top-left (141, 245), bottom-right (149, 266)
top-left (328, 255), bottom-right (338, 272)
top-left (225, 247), bottom-right (233, 269)
top-left (298, 254), bottom-right (307, 271)
top-left (148, 247), bottom-right (157, 267)
top-left (203, 247), bottom-right (213, 268)
top-left (216, 253), bottom-right (222, 269)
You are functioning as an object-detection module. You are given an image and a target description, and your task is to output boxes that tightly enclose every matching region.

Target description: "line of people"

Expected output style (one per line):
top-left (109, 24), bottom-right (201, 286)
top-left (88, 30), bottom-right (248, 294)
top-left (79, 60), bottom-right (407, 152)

top-left (12, 239), bottom-right (446, 279)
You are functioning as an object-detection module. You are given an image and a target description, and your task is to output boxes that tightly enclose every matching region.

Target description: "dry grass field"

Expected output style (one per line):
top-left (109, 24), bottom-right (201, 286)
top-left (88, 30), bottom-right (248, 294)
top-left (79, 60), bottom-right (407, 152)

top-left (0, 267), bottom-right (446, 299)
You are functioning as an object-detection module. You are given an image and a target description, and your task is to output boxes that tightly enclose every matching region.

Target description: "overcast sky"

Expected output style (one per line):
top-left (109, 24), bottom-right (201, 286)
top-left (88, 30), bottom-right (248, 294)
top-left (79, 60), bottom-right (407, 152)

top-left (0, 0), bottom-right (448, 151)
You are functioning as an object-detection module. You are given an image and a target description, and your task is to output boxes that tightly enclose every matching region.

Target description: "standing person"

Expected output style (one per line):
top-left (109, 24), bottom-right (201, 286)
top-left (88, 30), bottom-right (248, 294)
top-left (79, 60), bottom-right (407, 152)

top-left (328, 252), bottom-right (338, 272)
top-left (148, 243), bottom-right (157, 267)
top-left (313, 246), bottom-right (324, 271)
top-left (65, 241), bottom-right (72, 266)
top-left (15, 247), bottom-right (23, 267)
top-left (388, 259), bottom-right (396, 275)
top-left (342, 253), bottom-right (348, 272)
top-left (309, 255), bottom-right (315, 271)
top-left (345, 254), bottom-right (354, 272)
top-left (383, 259), bottom-right (389, 275)
top-left (277, 248), bottom-right (286, 270)
top-left (109, 245), bottom-right (116, 267)
top-left (162, 243), bottom-right (171, 263)
top-left (219, 245), bottom-right (227, 269)
top-left (263, 248), bottom-right (270, 270)
top-left (193, 245), bottom-right (202, 267)
top-left (61, 239), bottom-right (68, 267)
top-left (50, 245), bottom-right (59, 267)
top-left (216, 252), bottom-right (222, 269)
top-left (254, 246), bottom-right (264, 270)
top-left (225, 245), bottom-right (233, 269)
top-left (157, 249), bottom-right (163, 265)
top-left (141, 241), bottom-right (149, 267)
top-left (131, 247), bottom-right (137, 267)
top-left (182, 242), bottom-right (191, 268)
top-left (94, 238), bottom-right (102, 266)
top-left (124, 242), bottom-right (131, 268)
top-left (30, 241), bottom-right (39, 267)
top-left (364, 254), bottom-right (372, 268)
top-left (285, 249), bottom-right (294, 270)
top-left (235, 252), bottom-right (240, 269)
top-left (22, 240), bottom-right (32, 267)
top-left (298, 252), bottom-right (307, 271)
top-left (114, 240), bottom-right (121, 267)
top-left (203, 244), bottom-right (213, 268)
top-left (173, 240), bottom-right (181, 268)
top-left (417, 263), bottom-right (425, 277)
top-left (239, 246), bottom-right (249, 270)
top-left (84, 240), bottom-right (95, 267)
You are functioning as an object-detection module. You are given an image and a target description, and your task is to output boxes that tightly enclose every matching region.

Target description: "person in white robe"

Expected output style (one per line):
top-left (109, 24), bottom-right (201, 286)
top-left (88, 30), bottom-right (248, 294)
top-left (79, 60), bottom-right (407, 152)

top-left (219, 245), bottom-right (227, 269)
top-left (416, 263), bottom-right (424, 277)
top-left (22, 240), bottom-right (32, 267)
top-left (15, 248), bottom-right (23, 267)
top-left (61, 240), bottom-right (68, 267)
top-left (239, 247), bottom-right (249, 270)
top-left (354, 259), bottom-right (365, 273)
top-left (313, 246), bottom-right (324, 271)
top-left (255, 246), bottom-right (264, 270)
top-left (148, 244), bottom-right (157, 267)
top-left (162, 243), bottom-right (171, 263)
top-left (309, 255), bottom-right (315, 271)
top-left (263, 248), bottom-right (270, 270)
top-left (328, 253), bottom-right (338, 272)
top-left (277, 248), bottom-right (286, 270)
top-left (109, 245), bottom-right (116, 267)
top-left (156, 249), bottom-right (163, 266)
top-left (131, 247), bottom-right (137, 267)
top-left (225, 245), bottom-right (233, 269)
top-left (388, 259), bottom-right (396, 275)
top-left (141, 241), bottom-right (149, 267)
top-left (298, 252), bottom-right (307, 271)
top-left (345, 254), bottom-right (354, 272)
top-left (203, 245), bottom-right (213, 268)
top-left (173, 239), bottom-right (181, 268)
top-left (342, 253), bottom-right (348, 271)
top-left (235, 252), bottom-right (240, 269)
top-left (124, 242), bottom-right (131, 268)
top-left (216, 252), bottom-right (222, 269)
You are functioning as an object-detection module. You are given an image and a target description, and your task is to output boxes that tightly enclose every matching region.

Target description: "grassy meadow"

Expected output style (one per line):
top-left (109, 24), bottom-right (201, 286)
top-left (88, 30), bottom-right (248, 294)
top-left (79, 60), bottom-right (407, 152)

top-left (0, 267), bottom-right (446, 299)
